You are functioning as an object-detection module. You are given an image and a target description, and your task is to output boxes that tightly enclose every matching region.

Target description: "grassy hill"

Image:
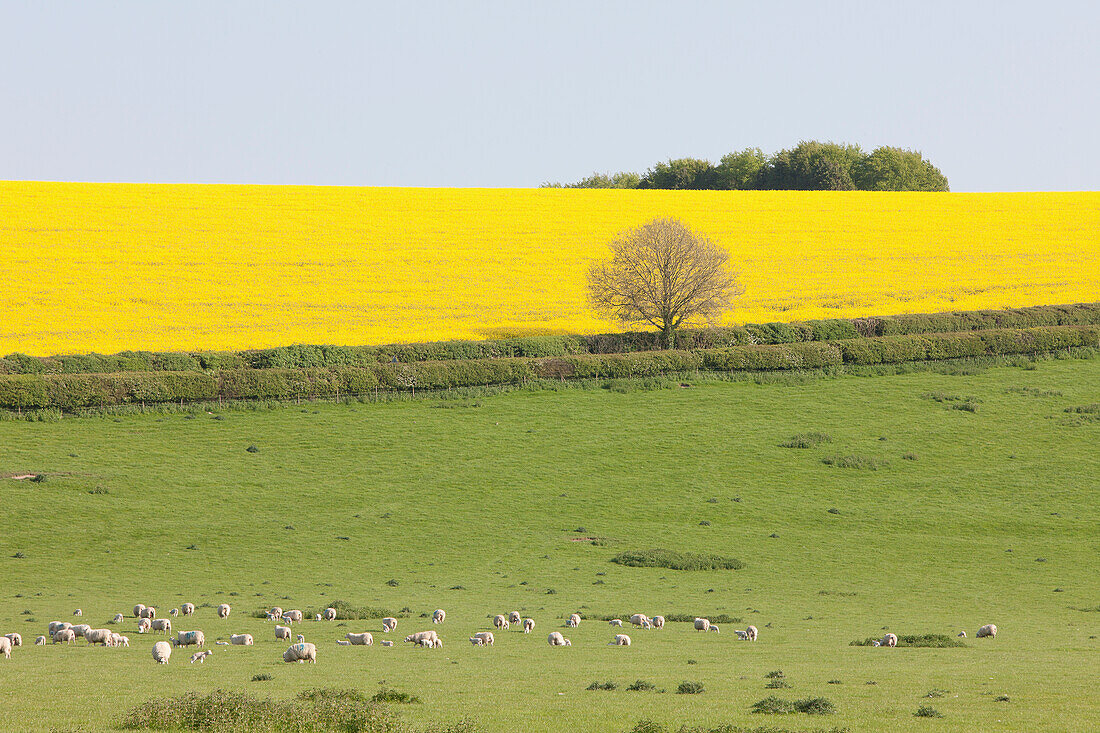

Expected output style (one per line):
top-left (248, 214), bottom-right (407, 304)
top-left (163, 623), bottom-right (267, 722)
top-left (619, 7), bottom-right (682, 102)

top-left (1, 355), bottom-right (1098, 731)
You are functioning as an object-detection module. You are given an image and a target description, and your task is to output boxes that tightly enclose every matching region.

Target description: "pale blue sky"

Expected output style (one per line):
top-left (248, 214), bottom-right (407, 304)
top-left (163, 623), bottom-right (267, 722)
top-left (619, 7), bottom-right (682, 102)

top-left (2, 1), bottom-right (1096, 191)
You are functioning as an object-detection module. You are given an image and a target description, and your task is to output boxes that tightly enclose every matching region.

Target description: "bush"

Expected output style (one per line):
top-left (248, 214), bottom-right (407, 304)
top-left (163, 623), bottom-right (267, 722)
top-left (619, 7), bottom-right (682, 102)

top-left (250, 674), bottom-right (273, 682)
top-left (586, 681), bottom-right (617, 691)
top-left (370, 687), bottom-right (420, 704)
top-left (751, 696), bottom-right (836, 715)
top-left (626, 680), bottom-right (656, 692)
top-left (915, 705), bottom-right (943, 718)
top-left (779, 432), bottom-right (832, 448)
top-left (850, 633), bottom-right (965, 648)
top-left (676, 681), bottom-right (705, 695)
top-left (610, 549), bottom-right (743, 571)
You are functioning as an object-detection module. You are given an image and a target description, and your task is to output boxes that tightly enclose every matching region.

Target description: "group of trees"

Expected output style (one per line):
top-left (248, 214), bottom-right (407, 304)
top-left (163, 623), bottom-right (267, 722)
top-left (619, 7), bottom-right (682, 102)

top-left (546, 141), bottom-right (949, 192)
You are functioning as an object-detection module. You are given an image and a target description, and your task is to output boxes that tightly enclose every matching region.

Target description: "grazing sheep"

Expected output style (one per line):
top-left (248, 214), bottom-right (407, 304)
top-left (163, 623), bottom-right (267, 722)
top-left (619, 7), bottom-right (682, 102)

top-left (508, 611), bottom-right (521, 627)
top-left (48, 622), bottom-right (72, 635)
top-left (133, 604), bottom-right (146, 619)
top-left (190, 650), bottom-right (213, 663)
top-left (35, 636), bottom-right (46, 646)
top-left (110, 614), bottom-right (124, 625)
top-left (746, 625), bottom-right (758, 642)
top-left (174, 630), bottom-right (206, 648)
top-left (323, 607), bottom-right (337, 621)
top-left (381, 640), bottom-right (394, 647)
top-left (709, 625), bottom-right (721, 634)
top-left (469, 637), bottom-right (484, 646)
top-left (523, 618), bottom-right (534, 634)
top-left (71, 624), bottom-right (91, 638)
top-left (977, 624), bottom-right (998, 639)
top-left (693, 618), bottom-right (710, 632)
top-left (151, 619), bottom-right (172, 635)
top-left (610, 634), bottom-right (631, 646)
top-left (472, 631), bottom-right (494, 646)
top-left (734, 630), bottom-right (748, 640)
top-left (140, 607), bottom-right (156, 620)
top-left (381, 617), bottom-right (397, 632)
top-left (169, 608), bottom-right (179, 617)
top-left (872, 640), bottom-right (882, 647)
top-left (609, 619), bottom-right (623, 627)
top-left (433, 609), bottom-right (446, 624)
top-left (958, 631), bottom-right (967, 637)
top-left (314, 614), bottom-right (322, 622)
top-left (274, 625), bottom-right (292, 641)
top-left (404, 630), bottom-right (438, 645)
top-left (283, 642), bottom-right (317, 663)
top-left (881, 633), bottom-right (898, 647)
top-left (282, 609), bottom-right (303, 624)
top-left (629, 614), bottom-right (649, 628)
top-left (567, 613), bottom-right (581, 628)
top-left (73, 609), bottom-right (82, 617)
top-left (230, 634), bottom-right (254, 646)
top-left (137, 618), bottom-right (151, 634)
top-left (217, 604), bottom-right (231, 620)
top-left (151, 641), bottom-right (172, 664)
top-left (85, 628), bottom-right (114, 646)
top-left (344, 632), bottom-right (373, 646)
top-left (112, 634), bottom-right (130, 647)
top-left (52, 629), bottom-right (76, 644)
top-left (0, 637), bottom-right (10, 659)
top-left (547, 631), bottom-right (571, 646)
top-left (297, 634), bottom-right (305, 644)
top-left (4, 633), bottom-right (22, 647)
top-left (493, 614), bottom-right (509, 630)
top-left (181, 603), bottom-right (195, 616)
top-left (268, 607), bottom-right (283, 619)
top-left (336, 640), bottom-right (351, 646)
top-left (652, 615), bottom-right (665, 630)
top-left (431, 638), bottom-right (444, 648)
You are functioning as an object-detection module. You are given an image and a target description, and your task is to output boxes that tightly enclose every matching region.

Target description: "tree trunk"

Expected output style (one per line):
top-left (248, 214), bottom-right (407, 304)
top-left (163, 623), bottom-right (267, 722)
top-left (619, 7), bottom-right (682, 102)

top-left (662, 321), bottom-right (675, 349)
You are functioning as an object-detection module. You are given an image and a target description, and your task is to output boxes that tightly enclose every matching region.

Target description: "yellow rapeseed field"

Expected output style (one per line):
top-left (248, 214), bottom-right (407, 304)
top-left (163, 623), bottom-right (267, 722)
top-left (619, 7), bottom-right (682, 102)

top-left (1, 182), bottom-right (1097, 356)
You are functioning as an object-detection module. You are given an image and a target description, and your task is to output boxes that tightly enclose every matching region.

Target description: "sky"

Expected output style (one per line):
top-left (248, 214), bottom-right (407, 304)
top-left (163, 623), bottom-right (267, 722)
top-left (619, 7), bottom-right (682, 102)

top-left (2, 1), bottom-right (1097, 191)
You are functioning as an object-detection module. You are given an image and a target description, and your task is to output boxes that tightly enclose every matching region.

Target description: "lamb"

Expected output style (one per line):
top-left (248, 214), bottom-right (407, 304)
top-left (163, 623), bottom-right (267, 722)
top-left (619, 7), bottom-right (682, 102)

top-left (977, 624), bottom-right (998, 639)
top-left (73, 609), bottom-right (82, 616)
top-left (610, 634), bottom-right (631, 646)
top-left (169, 608), bottom-right (179, 617)
top-left (709, 625), bottom-right (720, 634)
top-left (380, 640), bottom-right (394, 647)
top-left (174, 630), bottom-right (205, 648)
top-left (140, 607), bottom-right (156, 620)
top-left (52, 629), bottom-right (76, 644)
top-left (433, 609), bottom-right (446, 624)
top-left (4, 633), bottom-right (21, 647)
top-left (112, 634), bottom-right (130, 647)
top-left (283, 610), bottom-right (304, 624)
top-left (469, 637), bottom-right (484, 646)
top-left (344, 632), bottom-right (373, 646)
top-left (85, 628), bottom-right (114, 646)
top-left (523, 618), bottom-right (534, 634)
top-left (0, 637), bottom-right (10, 659)
top-left (181, 603), bottom-right (195, 616)
top-left (746, 625), bottom-right (758, 642)
top-left (567, 613), bottom-right (581, 628)
top-left (471, 631), bottom-right (494, 646)
top-left (547, 631), bottom-right (571, 646)
top-left (110, 614), bottom-right (124, 625)
top-left (323, 607), bottom-right (337, 621)
top-left (336, 640), bottom-right (351, 646)
top-left (381, 617), bottom-right (397, 632)
top-left (34, 636), bottom-right (46, 646)
top-left (652, 615), bottom-right (665, 630)
top-left (275, 625), bottom-right (292, 641)
top-left (268, 607), bottom-right (283, 620)
top-left (217, 604), bottom-right (231, 620)
top-left (693, 618), bottom-right (710, 632)
top-left (137, 618), bottom-right (151, 634)
top-left (734, 630), bottom-right (748, 640)
top-left (404, 630), bottom-right (438, 645)
top-left (314, 614), bottom-right (322, 621)
top-left (508, 611), bottom-right (521, 627)
top-left (297, 634), bottom-right (305, 643)
top-left (230, 634), bottom-right (254, 646)
top-left (283, 642), bottom-right (317, 663)
top-left (493, 614), bottom-right (509, 630)
top-left (151, 619), bottom-right (172, 635)
top-left (190, 650), bottom-right (213, 663)
top-left (133, 604), bottom-right (146, 619)
top-left (958, 631), bottom-right (967, 637)
top-left (609, 619), bottom-right (623, 627)
top-left (71, 624), bottom-right (91, 638)
top-left (881, 633), bottom-right (898, 647)
top-left (152, 641), bottom-right (172, 664)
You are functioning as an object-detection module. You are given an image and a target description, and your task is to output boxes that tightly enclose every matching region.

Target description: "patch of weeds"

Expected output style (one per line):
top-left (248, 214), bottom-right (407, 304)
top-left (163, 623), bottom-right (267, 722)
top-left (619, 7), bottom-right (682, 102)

top-left (995, 695), bottom-right (1010, 702)
top-left (751, 696), bottom-right (794, 714)
top-left (914, 704), bottom-right (943, 718)
top-left (676, 681), bottom-right (705, 695)
top-left (779, 432), bottom-right (832, 448)
top-left (21, 609), bottom-right (32, 615)
top-left (87, 486), bottom-right (109, 495)
top-left (699, 520), bottom-right (711, 526)
top-left (764, 670), bottom-right (786, 679)
top-left (796, 697), bottom-right (836, 715)
top-left (706, 497), bottom-right (718, 503)
top-left (385, 579), bottom-right (399, 587)
top-left (626, 680), bottom-right (656, 692)
top-left (610, 548), bottom-right (742, 571)
top-left (826, 507), bottom-right (841, 515)
top-left (1006, 386), bottom-right (1062, 397)
top-left (448, 585), bottom-right (465, 591)
top-left (370, 687), bottom-right (420, 704)
top-left (821, 455), bottom-right (886, 470)
top-left (902, 452), bottom-right (919, 460)
top-left (30, 474), bottom-right (47, 483)
top-left (924, 689), bottom-right (949, 698)
top-left (245, 445), bottom-right (259, 453)
top-left (765, 678), bottom-right (790, 689)
top-left (851, 633), bottom-right (965, 648)
top-left (827, 679), bottom-right (842, 685)
top-left (951, 401), bottom-right (979, 413)
top-left (586, 681), bottom-right (617, 691)
top-left (250, 673), bottom-right (272, 682)
top-left (11, 552), bottom-right (26, 559)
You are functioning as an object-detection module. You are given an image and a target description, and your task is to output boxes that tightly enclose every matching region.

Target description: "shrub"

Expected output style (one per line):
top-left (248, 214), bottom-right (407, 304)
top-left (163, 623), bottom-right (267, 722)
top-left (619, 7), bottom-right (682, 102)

top-left (751, 696), bottom-right (795, 714)
top-left (251, 674), bottom-right (273, 682)
top-left (779, 432), bottom-right (832, 448)
top-left (626, 680), bottom-right (656, 692)
top-left (850, 633), bottom-right (965, 648)
top-left (914, 705), bottom-right (943, 718)
top-left (795, 697), bottom-right (836, 715)
top-left (676, 681), bottom-right (705, 695)
top-left (30, 474), bottom-right (47, 483)
top-left (586, 681), bottom-right (617, 691)
top-left (610, 549), bottom-right (743, 571)
top-left (370, 687), bottom-right (420, 704)
top-left (751, 696), bottom-right (835, 715)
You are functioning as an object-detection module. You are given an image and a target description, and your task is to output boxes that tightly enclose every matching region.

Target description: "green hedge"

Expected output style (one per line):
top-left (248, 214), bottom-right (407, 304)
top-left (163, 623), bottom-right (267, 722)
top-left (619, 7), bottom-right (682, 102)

top-left (4, 303), bottom-right (1098, 374)
top-left (1, 325), bottom-right (1097, 411)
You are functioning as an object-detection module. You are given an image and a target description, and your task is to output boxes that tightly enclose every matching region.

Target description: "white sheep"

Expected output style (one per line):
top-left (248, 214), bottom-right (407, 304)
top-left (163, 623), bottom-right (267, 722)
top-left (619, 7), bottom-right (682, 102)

top-left (85, 628), bottom-right (114, 646)
top-left (547, 631), bottom-right (571, 646)
top-left (404, 630), bottom-right (438, 645)
top-left (47, 622), bottom-right (72, 635)
top-left (433, 609), bottom-right (446, 624)
top-left (140, 607), bottom-right (156, 620)
top-left (652, 615), bottom-right (665, 630)
top-left (169, 608), bottom-right (179, 617)
top-left (4, 633), bottom-right (22, 647)
top-left (269, 607), bottom-right (283, 619)
top-left (151, 619), bottom-right (172, 635)
top-left (283, 609), bottom-right (304, 624)
top-left (283, 642), bottom-right (317, 663)
top-left (630, 614), bottom-right (649, 628)
top-left (323, 607), bottom-right (337, 621)
top-left (958, 631), bottom-right (967, 638)
top-left (469, 637), bottom-right (484, 646)
top-left (881, 633), bottom-right (898, 647)
top-left (133, 604), bottom-right (146, 619)
top-left (52, 629), bottom-right (76, 644)
top-left (34, 636), bottom-right (46, 646)
top-left (380, 640), bottom-right (394, 647)
top-left (381, 617), bottom-right (397, 632)
top-left (336, 640), bottom-right (351, 646)
top-left (609, 619), bottom-right (623, 627)
top-left (73, 609), bottom-right (82, 617)
top-left (493, 614), bottom-right (509, 630)
top-left (113, 634), bottom-right (130, 647)
top-left (567, 613), bottom-right (581, 628)
top-left (182, 603), bottom-right (195, 616)
top-left (110, 614), bottom-right (124, 625)
top-left (0, 637), bottom-right (10, 659)
top-left (610, 634), bottom-right (631, 646)
top-left (508, 611), bottom-right (521, 627)
top-left (345, 632), bottom-right (373, 646)
top-left (151, 641), bottom-right (172, 664)
top-left (217, 604), bottom-right (231, 620)
top-left (137, 618), bottom-right (151, 634)
top-left (275, 625), bottom-right (292, 641)
top-left (71, 624), bottom-right (91, 638)
top-left (709, 625), bottom-right (721, 634)
top-left (174, 630), bottom-right (205, 647)
top-left (314, 614), bottom-right (322, 621)
top-left (297, 634), bottom-right (305, 644)
top-left (746, 625), bottom-right (758, 641)
top-left (230, 634), bottom-right (254, 646)
top-left (471, 631), bottom-right (494, 646)
top-left (523, 618), bottom-right (534, 634)
top-left (693, 618), bottom-right (710, 632)
top-left (977, 624), bottom-right (998, 639)
top-left (190, 650), bottom-right (213, 663)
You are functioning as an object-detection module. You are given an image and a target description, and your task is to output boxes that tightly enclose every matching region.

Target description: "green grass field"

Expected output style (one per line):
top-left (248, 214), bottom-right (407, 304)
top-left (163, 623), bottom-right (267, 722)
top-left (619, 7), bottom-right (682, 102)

top-left (1, 356), bottom-right (1098, 732)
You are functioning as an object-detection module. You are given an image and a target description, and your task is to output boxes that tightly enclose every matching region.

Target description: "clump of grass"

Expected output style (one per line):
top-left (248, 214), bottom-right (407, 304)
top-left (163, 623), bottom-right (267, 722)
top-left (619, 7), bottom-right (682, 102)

top-left (676, 681), bottom-right (705, 695)
top-left (586, 681), bottom-right (617, 691)
top-left (826, 507), bottom-right (841, 515)
top-left (251, 673), bottom-right (272, 682)
top-left (779, 432), bottom-right (832, 448)
top-left (995, 695), bottom-right (1010, 702)
top-left (30, 474), bottom-right (47, 483)
top-left (850, 633), bottom-right (965, 648)
top-left (915, 704), bottom-right (943, 718)
top-left (751, 696), bottom-right (835, 715)
top-left (11, 552), bottom-right (26, 559)
top-left (370, 687), bottom-right (420, 704)
top-left (610, 549), bottom-right (743, 571)
top-left (821, 455), bottom-right (886, 470)
top-left (87, 486), bottom-right (109, 494)
top-left (827, 679), bottom-right (842, 685)
top-left (751, 696), bottom-right (794, 714)
top-left (924, 689), bottom-right (949, 698)
top-left (901, 452), bottom-right (919, 460)
top-left (795, 697), bottom-right (836, 715)
top-left (698, 520), bottom-right (711, 526)
top-left (626, 680), bottom-right (656, 692)
top-left (1065, 403), bottom-right (1100, 414)
top-left (951, 401), bottom-right (979, 413)
top-left (764, 678), bottom-right (790, 689)
top-left (246, 445), bottom-right (259, 453)
top-left (385, 579), bottom-right (399, 587)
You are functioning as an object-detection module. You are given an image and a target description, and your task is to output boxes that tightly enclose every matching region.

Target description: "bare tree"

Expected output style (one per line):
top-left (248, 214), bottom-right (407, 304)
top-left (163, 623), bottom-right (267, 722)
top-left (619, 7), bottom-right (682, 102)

top-left (587, 217), bottom-right (743, 348)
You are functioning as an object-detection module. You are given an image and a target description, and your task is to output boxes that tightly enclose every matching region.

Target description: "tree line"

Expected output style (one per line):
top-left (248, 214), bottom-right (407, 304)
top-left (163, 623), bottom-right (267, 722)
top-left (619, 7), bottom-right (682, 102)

top-left (543, 140), bottom-right (949, 192)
